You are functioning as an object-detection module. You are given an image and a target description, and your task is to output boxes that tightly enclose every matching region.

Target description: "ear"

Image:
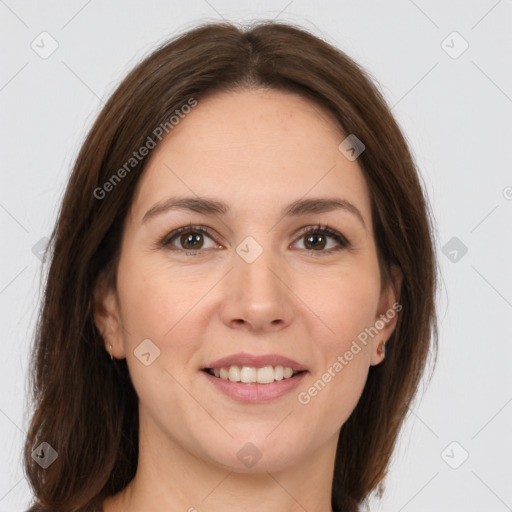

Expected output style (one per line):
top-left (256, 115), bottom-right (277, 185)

top-left (370, 264), bottom-right (403, 366)
top-left (92, 272), bottom-right (126, 359)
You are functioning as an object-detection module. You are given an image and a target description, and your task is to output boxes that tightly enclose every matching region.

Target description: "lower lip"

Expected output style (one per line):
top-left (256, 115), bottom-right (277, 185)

top-left (201, 370), bottom-right (308, 403)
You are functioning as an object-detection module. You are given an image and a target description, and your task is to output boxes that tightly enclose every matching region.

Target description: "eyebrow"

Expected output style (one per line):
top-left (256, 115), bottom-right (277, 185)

top-left (142, 196), bottom-right (367, 230)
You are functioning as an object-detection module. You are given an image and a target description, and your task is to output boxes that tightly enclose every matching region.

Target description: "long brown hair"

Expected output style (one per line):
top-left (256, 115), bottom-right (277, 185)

top-left (23, 20), bottom-right (438, 512)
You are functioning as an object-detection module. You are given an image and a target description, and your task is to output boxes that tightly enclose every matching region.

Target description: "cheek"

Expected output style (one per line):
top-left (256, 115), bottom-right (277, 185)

top-left (300, 262), bottom-right (380, 410)
top-left (115, 255), bottom-right (204, 411)
top-left (299, 295), bottom-right (374, 432)
top-left (114, 254), bottom-right (207, 399)
top-left (116, 248), bottom-right (194, 336)
top-left (311, 264), bottom-right (381, 349)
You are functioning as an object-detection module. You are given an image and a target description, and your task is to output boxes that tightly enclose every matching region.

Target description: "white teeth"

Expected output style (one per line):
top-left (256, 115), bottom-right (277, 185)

top-left (228, 366), bottom-right (241, 382)
top-left (283, 366), bottom-right (294, 378)
top-left (210, 364), bottom-right (300, 384)
top-left (256, 366), bottom-right (275, 384)
top-left (240, 366), bottom-right (257, 383)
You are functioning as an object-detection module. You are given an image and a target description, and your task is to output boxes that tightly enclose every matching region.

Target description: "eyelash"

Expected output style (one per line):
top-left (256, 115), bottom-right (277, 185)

top-left (158, 223), bottom-right (350, 257)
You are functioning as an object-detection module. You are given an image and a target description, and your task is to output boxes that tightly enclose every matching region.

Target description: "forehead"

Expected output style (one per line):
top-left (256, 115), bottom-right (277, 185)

top-left (129, 88), bottom-right (372, 226)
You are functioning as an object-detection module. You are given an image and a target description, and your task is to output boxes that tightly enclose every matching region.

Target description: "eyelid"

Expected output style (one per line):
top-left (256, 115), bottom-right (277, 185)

top-left (158, 224), bottom-right (222, 249)
top-left (159, 223), bottom-right (350, 253)
top-left (292, 224), bottom-right (350, 249)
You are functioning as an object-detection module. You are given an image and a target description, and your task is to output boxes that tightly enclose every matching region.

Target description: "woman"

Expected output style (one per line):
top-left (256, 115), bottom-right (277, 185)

top-left (24, 20), bottom-right (438, 512)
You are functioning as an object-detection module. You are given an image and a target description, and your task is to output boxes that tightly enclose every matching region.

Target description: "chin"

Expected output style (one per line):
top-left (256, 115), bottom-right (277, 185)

top-left (200, 435), bottom-right (304, 474)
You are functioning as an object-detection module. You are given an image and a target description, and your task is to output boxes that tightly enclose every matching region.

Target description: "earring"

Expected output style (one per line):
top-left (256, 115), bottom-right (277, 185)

top-left (379, 341), bottom-right (386, 357)
top-left (108, 344), bottom-right (113, 360)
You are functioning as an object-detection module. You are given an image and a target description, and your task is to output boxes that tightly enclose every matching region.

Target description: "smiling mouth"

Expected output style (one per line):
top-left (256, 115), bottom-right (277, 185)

top-left (203, 365), bottom-right (306, 384)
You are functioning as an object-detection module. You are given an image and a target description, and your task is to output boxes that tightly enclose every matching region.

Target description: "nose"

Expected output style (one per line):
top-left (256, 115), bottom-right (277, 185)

top-left (219, 245), bottom-right (295, 333)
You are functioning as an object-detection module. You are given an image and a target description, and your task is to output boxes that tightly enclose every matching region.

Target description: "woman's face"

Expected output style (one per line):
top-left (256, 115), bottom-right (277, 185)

top-left (94, 88), bottom-right (400, 473)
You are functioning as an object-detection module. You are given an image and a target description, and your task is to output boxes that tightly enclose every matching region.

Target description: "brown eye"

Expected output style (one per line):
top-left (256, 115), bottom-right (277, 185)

top-left (159, 223), bottom-right (349, 256)
top-left (179, 231), bottom-right (205, 250)
top-left (293, 225), bottom-right (350, 254)
top-left (161, 226), bottom-right (218, 253)
top-left (304, 232), bottom-right (328, 250)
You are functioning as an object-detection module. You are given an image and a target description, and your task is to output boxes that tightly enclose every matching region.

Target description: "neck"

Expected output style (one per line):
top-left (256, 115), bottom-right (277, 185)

top-left (105, 412), bottom-right (338, 512)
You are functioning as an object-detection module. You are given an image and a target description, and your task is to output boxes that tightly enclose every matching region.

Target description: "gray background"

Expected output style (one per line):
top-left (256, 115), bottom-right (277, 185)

top-left (1, 1), bottom-right (511, 510)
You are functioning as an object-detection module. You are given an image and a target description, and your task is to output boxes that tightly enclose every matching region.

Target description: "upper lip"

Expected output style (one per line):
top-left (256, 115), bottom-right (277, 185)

top-left (203, 352), bottom-right (308, 371)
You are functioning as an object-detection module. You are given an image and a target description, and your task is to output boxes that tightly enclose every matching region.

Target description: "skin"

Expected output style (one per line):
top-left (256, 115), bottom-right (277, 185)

top-left (94, 88), bottom-right (402, 512)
